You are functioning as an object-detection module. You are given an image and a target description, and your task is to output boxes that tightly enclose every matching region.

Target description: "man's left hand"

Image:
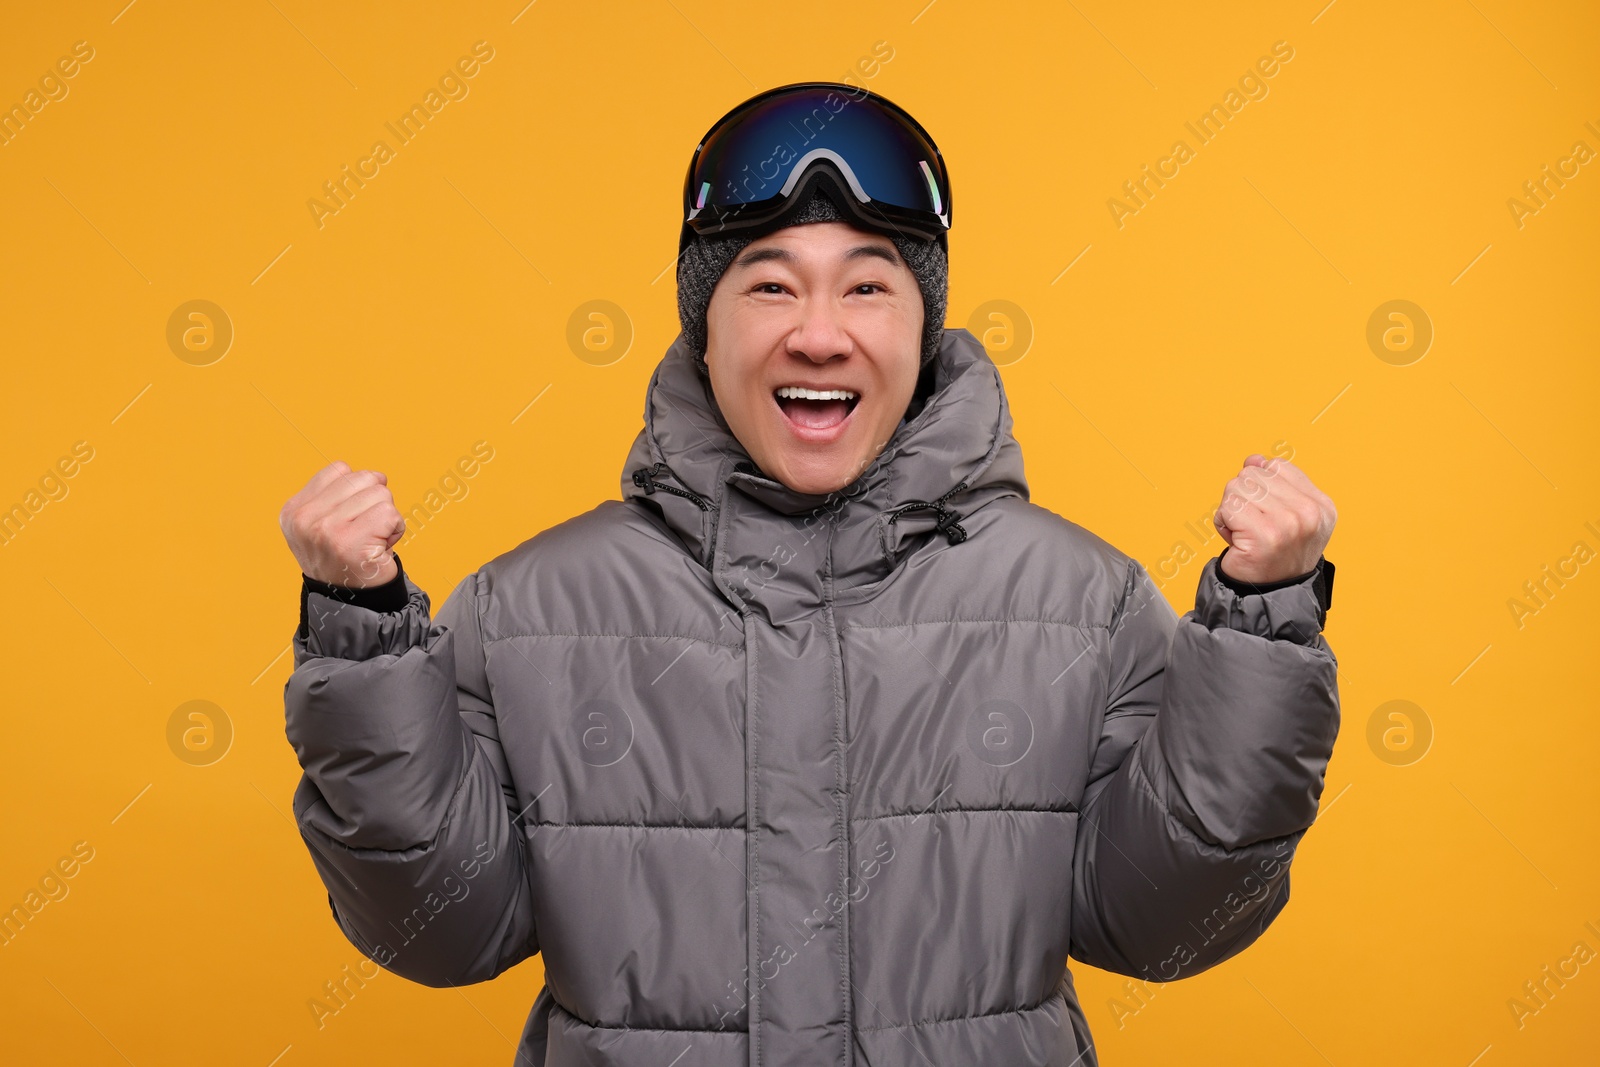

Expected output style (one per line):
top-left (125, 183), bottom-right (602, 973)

top-left (1212, 454), bottom-right (1337, 585)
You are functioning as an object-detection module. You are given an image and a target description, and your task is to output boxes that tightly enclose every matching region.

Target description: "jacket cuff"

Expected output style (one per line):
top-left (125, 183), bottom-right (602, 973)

top-left (1196, 551), bottom-right (1334, 643)
top-left (298, 553), bottom-right (412, 642)
top-left (296, 559), bottom-right (432, 665)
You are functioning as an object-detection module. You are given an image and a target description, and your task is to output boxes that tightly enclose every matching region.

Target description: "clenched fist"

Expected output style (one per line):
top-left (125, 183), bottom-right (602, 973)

top-left (1212, 454), bottom-right (1336, 585)
top-left (279, 461), bottom-right (405, 589)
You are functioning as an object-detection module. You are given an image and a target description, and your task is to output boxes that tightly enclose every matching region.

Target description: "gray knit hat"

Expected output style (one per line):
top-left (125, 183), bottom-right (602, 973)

top-left (677, 184), bottom-right (947, 376)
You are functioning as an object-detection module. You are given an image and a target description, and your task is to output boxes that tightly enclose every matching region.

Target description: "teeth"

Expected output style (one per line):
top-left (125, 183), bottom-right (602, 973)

top-left (776, 386), bottom-right (858, 401)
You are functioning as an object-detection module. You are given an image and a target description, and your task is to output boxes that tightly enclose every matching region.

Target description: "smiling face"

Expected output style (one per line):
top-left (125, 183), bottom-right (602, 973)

top-left (703, 221), bottom-right (925, 496)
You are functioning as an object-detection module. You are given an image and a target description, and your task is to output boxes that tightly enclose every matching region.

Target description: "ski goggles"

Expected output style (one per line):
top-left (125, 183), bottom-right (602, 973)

top-left (679, 81), bottom-right (952, 254)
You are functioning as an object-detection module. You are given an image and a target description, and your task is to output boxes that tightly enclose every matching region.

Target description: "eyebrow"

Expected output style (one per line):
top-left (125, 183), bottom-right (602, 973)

top-left (733, 244), bottom-right (902, 269)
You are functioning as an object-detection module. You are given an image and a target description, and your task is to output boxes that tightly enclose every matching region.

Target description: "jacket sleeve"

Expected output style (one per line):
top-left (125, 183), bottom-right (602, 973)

top-left (1068, 552), bottom-right (1340, 980)
top-left (283, 565), bottom-right (537, 987)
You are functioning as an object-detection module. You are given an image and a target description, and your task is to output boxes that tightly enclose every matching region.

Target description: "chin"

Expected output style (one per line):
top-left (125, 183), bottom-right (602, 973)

top-left (769, 451), bottom-right (860, 496)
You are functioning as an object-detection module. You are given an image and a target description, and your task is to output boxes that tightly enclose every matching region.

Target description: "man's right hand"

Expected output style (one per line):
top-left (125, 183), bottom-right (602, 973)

top-left (280, 461), bottom-right (405, 589)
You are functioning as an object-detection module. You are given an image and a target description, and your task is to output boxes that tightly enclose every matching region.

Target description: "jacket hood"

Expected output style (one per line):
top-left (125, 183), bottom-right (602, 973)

top-left (620, 327), bottom-right (1029, 608)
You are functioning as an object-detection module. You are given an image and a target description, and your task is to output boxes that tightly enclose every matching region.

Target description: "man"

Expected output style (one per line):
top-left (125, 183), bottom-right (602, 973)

top-left (279, 82), bottom-right (1339, 1066)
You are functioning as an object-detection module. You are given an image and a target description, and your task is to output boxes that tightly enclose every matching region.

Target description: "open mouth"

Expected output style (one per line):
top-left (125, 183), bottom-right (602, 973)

top-left (773, 386), bottom-right (861, 435)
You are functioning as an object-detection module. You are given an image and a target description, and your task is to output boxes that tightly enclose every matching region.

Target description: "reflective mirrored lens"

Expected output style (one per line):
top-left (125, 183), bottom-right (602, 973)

top-left (688, 86), bottom-right (948, 224)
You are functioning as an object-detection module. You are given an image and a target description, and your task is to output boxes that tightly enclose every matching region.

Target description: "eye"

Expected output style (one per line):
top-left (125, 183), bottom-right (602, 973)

top-left (752, 282), bottom-right (788, 295)
top-left (853, 283), bottom-right (884, 295)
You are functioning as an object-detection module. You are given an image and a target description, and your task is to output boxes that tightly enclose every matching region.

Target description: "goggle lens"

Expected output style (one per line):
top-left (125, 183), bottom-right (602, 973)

top-left (685, 84), bottom-right (950, 238)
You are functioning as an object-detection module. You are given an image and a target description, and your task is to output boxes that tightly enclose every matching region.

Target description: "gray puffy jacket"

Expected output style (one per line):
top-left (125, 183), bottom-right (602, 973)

top-left (284, 327), bottom-right (1340, 1066)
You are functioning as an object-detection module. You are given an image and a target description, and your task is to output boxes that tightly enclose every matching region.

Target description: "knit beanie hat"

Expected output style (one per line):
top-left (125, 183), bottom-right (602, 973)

top-left (677, 184), bottom-right (948, 377)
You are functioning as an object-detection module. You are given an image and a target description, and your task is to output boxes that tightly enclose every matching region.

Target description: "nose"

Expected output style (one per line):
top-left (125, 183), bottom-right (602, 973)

top-left (784, 293), bottom-right (852, 363)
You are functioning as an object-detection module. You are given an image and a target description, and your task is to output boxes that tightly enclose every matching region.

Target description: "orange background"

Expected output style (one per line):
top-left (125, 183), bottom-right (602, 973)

top-left (2, 1), bottom-right (1597, 1063)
